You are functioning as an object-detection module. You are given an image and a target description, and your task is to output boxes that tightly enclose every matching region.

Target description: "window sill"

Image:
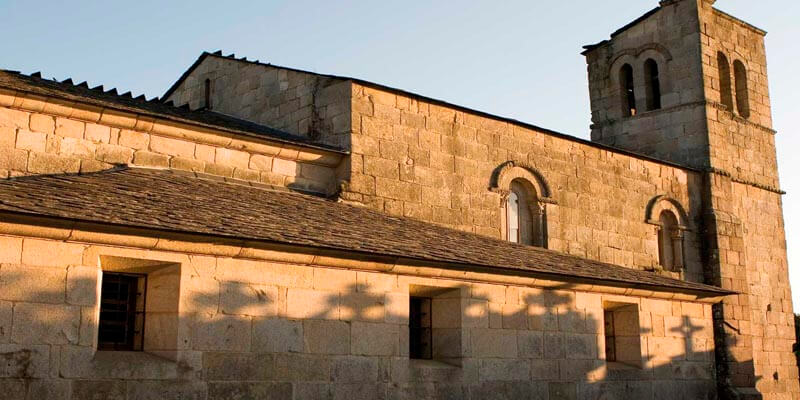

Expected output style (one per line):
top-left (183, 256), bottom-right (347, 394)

top-left (94, 349), bottom-right (179, 364)
top-left (409, 358), bottom-right (461, 369)
top-left (606, 361), bottom-right (642, 370)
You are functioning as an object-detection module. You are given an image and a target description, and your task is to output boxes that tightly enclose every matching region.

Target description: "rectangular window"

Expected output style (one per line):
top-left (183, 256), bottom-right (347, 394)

top-left (409, 296), bottom-right (432, 360)
top-left (602, 303), bottom-right (642, 368)
top-left (98, 272), bottom-right (147, 351)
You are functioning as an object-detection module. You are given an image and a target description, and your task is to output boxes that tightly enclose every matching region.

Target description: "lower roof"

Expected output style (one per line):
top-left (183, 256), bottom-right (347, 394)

top-left (0, 167), bottom-right (731, 297)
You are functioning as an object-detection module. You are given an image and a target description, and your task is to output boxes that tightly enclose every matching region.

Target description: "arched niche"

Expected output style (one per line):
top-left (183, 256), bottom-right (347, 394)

top-left (490, 161), bottom-right (554, 203)
top-left (491, 161), bottom-right (554, 248)
top-left (645, 195), bottom-right (690, 273)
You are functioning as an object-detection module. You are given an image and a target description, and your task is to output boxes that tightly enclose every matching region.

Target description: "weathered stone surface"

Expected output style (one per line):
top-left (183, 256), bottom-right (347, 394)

top-left (518, 330), bottom-right (544, 359)
top-left (0, 344), bottom-right (50, 378)
top-left (471, 328), bottom-right (517, 358)
top-left (21, 239), bottom-right (84, 267)
top-left (274, 353), bottom-right (332, 381)
top-left (303, 320), bottom-right (350, 355)
top-left (10, 303), bottom-right (80, 344)
top-left (0, 263), bottom-right (66, 303)
top-left (252, 318), bottom-right (303, 353)
top-left (190, 314), bottom-right (251, 352)
top-left (126, 380), bottom-right (207, 400)
top-left (220, 281), bottom-right (277, 317)
top-left (351, 321), bottom-right (398, 356)
top-left (203, 352), bottom-right (276, 381)
top-left (331, 356), bottom-right (379, 383)
top-left (71, 379), bottom-right (127, 400)
top-left (207, 382), bottom-right (292, 400)
top-left (66, 265), bottom-right (99, 306)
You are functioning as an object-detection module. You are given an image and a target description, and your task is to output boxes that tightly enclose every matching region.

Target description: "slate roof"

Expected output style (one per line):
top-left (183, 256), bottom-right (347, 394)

top-left (0, 70), bottom-right (344, 154)
top-left (0, 166), bottom-right (731, 297)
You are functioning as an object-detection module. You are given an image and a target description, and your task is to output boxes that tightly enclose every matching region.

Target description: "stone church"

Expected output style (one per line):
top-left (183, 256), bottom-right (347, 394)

top-left (0, 0), bottom-right (795, 398)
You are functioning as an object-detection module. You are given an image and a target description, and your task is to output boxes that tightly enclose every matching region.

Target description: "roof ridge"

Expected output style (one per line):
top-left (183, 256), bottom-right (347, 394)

top-left (0, 69), bottom-right (164, 106)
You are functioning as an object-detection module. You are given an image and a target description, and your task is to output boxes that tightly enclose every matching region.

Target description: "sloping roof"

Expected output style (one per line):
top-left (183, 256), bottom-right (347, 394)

top-left (0, 166), bottom-right (730, 296)
top-left (163, 51), bottom-right (698, 173)
top-left (0, 70), bottom-right (344, 154)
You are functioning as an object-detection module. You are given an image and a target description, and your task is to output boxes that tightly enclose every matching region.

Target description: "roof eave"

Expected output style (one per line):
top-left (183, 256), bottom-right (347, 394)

top-left (0, 209), bottom-right (734, 301)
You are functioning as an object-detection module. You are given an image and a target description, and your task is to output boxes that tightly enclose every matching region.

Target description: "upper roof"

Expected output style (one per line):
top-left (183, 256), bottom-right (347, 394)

top-left (0, 166), bottom-right (731, 297)
top-left (581, 3), bottom-right (766, 54)
top-left (164, 51), bottom-right (699, 172)
top-left (0, 70), bottom-right (345, 154)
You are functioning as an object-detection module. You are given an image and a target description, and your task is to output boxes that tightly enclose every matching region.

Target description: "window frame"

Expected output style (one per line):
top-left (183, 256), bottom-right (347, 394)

top-left (97, 271), bottom-right (148, 351)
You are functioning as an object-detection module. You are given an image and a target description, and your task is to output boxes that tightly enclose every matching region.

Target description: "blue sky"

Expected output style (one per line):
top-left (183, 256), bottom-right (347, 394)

top-left (1, 1), bottom-right (798, 305)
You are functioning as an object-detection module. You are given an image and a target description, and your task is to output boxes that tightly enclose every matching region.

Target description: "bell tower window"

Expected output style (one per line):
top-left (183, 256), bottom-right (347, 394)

top-left (733, 60), bottom-right (750, 119)
top-left (644, 59), bottom-right (661, 111)
top-left (717, 52), bottom-right (734, 111)
top-left (620, 64), bottom-right (636, 117)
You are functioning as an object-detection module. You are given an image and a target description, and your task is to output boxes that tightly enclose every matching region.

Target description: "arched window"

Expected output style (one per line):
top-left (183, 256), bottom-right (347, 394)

top-left (644, 59), bottom-right (661, 111)
top-left (733, 60), bottom-right (750, 118)
top-left (505, 180), bottom-right (546, 248)
top-left (204, 79), bottom-right (212, 110)
top-left (619, 64), bottom-right (637, 117)
top-left (717, 52), bottom-right (734, 111)
top-left (657, 210), bottom-right (683, 271)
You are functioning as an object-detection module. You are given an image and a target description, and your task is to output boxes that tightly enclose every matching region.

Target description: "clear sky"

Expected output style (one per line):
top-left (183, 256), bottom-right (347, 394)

top-left (1, 1), bottom-right (798, 305)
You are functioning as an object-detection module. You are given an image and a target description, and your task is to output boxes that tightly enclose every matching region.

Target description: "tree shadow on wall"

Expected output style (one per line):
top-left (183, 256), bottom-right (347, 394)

top-left (0, 267), bottom-right (767, 400)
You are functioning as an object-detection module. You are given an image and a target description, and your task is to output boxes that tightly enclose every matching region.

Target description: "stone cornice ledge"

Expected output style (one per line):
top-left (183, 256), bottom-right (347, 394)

top-left (707, 167), bottom-right (785, 195)
top-left (0, 212), bottom-right (729, 303)
top-left (0, 87), bottom-right (344, 167)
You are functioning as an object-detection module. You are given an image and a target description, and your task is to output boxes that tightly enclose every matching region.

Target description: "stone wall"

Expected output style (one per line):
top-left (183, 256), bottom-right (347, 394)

top-left (0, 91), bottom-right (342, 195)
top-left (700, 5), bottom-right (778, 191)
top-left (585, 0), bottom-right (710, 169)
top-left (0, 232), bottom-right (719, 399)
top-left (165, 55), bottom-right (353, 149)
top-left (341, 82), bottom-right (707, 283)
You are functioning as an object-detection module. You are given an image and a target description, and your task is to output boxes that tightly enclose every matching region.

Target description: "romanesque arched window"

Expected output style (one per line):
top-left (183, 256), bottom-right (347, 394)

top-left (657, 210), bottom-right (683, 271)
top-left (733, 60), bottom-right (750, 118)
top-left (646, 195), bottom-right (688, 274)
top-left (644, 59), bottom-right (661, 111)
top-left (505, 179), bottom-right (546, 247)
top-left (717, 52), bottom-right (734, 111)
top-left (620, 64), bottom-right (637, 117)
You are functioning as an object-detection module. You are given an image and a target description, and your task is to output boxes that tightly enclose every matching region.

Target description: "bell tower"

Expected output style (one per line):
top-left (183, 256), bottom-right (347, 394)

top-left (584, 1), bottom-right (796, 398)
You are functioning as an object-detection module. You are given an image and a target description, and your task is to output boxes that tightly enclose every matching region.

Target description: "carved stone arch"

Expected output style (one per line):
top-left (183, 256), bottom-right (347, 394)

top-left (490, 161), bottom-right (555, 204)
top-left (645, 195), bottom-right (689, 229)
top-left (639, 48), bottom-right (672, 99)
top-left (608, 54), bottom-right (638, 88)
top-left (492, 161), bottom-right (553, 248)
top-left (608, 43), bottom-right (674, 77)
top-left (646, 195), bottom-right (689, 275)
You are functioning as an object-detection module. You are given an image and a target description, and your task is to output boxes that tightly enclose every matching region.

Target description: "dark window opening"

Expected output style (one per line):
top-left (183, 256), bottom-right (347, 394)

top-left (604, 310), bottom-right (617, 362)
top-left (409, 296), bottom-right (432, 360)
top-left (620, 64), bottom-right (636, 117)
top-left (98, 272), bottom-right (146, 351)
top-left (204, 79), bottom-right (212, 110)
top-left (733, 60), bottom-right (750, 118)
top-left (658, 210), bottom-right (684, 271)
top-left (644, 59), bottom-right (661, 111)
top-left (717, 52), bottom-right (734, 111)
